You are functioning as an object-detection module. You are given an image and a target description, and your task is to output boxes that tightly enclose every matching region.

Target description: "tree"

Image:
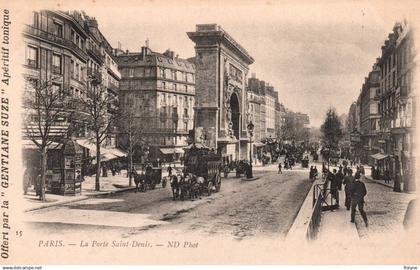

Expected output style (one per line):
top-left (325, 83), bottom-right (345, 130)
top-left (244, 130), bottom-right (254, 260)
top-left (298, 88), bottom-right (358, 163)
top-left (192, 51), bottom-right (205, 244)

top-left (320, 107), bottom-right (343, 166)
top-left (23, 76), bottom-right (71, 201)
top-left (118, 111), bottom-right (148, 186)
top-left (79, 73), bottom-right (117, 191)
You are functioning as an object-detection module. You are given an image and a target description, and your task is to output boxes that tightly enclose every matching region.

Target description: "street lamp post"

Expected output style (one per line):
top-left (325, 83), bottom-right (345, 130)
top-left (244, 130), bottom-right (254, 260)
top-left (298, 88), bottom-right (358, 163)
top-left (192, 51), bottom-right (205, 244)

top-left (247, 121), bottom-right (254, 179)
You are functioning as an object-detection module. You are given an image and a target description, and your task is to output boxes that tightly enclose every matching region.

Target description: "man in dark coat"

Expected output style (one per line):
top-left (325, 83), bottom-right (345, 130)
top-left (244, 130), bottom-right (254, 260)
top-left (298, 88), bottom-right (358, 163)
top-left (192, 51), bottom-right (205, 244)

top-left (336, 167), bottom-right (344, 191)
top-left (343, 169), bottom-right (354, 210)
top-left (330, 169), bottom-right (339, 205)
top-left (167, 164), bottom-right (173, 177)
top-left (350, 175), bottom-right (368, 226)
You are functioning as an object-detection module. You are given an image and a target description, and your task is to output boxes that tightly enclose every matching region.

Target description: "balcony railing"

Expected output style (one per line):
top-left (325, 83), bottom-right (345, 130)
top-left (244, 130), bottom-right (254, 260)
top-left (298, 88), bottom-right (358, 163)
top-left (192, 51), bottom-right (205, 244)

top-left (24, 25), bottom-right (88, 61)
top-left (86, 46), bottom-right (103, 64)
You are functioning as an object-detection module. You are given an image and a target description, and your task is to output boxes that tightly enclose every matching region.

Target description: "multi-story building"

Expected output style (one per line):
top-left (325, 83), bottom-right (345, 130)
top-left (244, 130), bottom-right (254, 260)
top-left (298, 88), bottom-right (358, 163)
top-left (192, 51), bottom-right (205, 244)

top-left (83, 14), bottom-right (121, 147)
top-left (359, 62), bottom-right (381, 165)
top-left (347, 102), bottom-right (358, 133)
top-left (275, 101), bottom-right (282, 140)
top-left (377, 24), bottom-right (400, 174)
top-left (264, 84), bottom-right (276, 138)
top-left (259, 80), bottom-right (267, 142)
top-left (22, 10), bottom-right (121, 194)
top-left (116, 45), bottom-right (195, 162)
top-left (348, 21), bottom-right (416, 192)
top-left (393, 21), bottom-right (416, 191)
top-left (247, 74), bottom-right (264, 143)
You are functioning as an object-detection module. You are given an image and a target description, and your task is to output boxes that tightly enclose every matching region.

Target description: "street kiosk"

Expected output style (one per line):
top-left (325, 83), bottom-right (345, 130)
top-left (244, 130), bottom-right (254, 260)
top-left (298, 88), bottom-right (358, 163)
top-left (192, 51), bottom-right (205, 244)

top-left (62, 139), bottom-right (83, 195)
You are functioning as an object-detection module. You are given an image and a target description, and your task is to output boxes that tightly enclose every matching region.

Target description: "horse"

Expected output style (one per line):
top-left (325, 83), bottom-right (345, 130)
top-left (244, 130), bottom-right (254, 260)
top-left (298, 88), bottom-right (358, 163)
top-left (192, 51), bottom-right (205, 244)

top-left (196, 176), bottom-right (210, 196)
top-left (133, 171), bottom-right (146, 193)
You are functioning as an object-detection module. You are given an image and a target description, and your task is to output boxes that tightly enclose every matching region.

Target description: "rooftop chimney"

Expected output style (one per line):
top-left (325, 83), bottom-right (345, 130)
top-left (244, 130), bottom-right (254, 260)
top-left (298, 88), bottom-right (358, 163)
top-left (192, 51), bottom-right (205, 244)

top-left (163, 49), bottom-right (175, 59)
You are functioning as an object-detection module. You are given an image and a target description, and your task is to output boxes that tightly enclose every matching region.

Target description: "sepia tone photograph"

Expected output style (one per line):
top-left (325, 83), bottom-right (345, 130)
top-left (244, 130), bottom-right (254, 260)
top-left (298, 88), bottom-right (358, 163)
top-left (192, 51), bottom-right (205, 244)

top-left (1, 0), bottom-right (420, 266)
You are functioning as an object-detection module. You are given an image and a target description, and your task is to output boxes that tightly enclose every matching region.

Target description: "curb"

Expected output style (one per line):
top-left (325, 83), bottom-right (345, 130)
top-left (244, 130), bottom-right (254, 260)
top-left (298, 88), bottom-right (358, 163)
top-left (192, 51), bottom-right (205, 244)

top-left (25, 186), bottom-right (137, 212)
top-left (286, 178), bottom-right (318, 241)
top-left (365, 176), bottom-right (393, 189)
top-left (241, 177), bottom-right (260, 181)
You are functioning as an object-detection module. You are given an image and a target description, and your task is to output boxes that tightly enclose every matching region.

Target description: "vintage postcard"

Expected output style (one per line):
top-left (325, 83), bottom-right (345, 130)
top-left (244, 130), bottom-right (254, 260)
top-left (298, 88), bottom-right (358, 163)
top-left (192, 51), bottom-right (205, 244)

top-left (0, 0), bottom-right (419, 266)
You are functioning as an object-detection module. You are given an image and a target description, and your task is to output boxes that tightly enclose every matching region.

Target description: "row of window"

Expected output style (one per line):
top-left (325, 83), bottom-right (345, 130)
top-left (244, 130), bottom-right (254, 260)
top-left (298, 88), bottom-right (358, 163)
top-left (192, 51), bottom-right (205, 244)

top-left (160, 82), bottom-right (193, 92)
top-left (26, 45), bottom-right (64, 75)
top-left (159, 93), bottom-right (193, 108)
top-left (158, 67), bottom-right (194, 83)
top-left (33, 12), bottom-right (86, 51)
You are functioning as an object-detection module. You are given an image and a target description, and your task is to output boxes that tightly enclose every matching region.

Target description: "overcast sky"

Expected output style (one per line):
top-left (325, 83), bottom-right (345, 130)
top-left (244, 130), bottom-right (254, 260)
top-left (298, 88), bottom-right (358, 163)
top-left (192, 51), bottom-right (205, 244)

top-left (80, 1), bottom-right (411, 127)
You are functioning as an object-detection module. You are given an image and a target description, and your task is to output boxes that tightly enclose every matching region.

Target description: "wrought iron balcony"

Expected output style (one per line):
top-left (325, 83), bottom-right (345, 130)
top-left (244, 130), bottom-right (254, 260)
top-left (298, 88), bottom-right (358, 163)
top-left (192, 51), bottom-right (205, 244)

top-left (24, 25), bottom-right (88, 61)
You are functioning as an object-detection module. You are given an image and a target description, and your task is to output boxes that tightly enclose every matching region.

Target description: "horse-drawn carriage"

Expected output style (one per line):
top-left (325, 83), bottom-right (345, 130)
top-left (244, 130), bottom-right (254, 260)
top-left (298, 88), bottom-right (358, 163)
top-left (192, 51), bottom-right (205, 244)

top-left (133, 164), bottom-right (162, 192)
top-left (235, 160), bottom-right (250, 177)
top-left (301, 156), bottom-right (309, 168)
top-left (170, 145), bottom-right (222, 200)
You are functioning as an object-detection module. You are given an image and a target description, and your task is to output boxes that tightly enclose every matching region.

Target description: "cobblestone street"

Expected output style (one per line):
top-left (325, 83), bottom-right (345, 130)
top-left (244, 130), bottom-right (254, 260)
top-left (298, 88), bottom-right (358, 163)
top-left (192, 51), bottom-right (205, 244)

top-left (355, 177), bottom-right (416, 241)
top-left (24, 164), bottom-right (312, 242)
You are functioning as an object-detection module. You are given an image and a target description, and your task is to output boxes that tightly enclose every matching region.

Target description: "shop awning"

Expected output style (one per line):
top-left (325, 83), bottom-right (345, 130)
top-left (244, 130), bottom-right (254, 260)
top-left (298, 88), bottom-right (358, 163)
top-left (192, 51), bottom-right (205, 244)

top-left (22, 139), bottom-right (62, 150)
top-left (253, 142), bottom-right (265, 147)
top-left (160, 148), bottom-right (184, 155)
top-left (105, 147), bottom-right (127, 158)
top-left (183, 142), bottom-right (209, 149)
top-left (76, 139), bottom-right (126, 159)
top-left (160, 148), bottom-right (175, 155)
top-left (371, 153), bottom-right (388, 160)
top-left (76, 139), bottom-right (97, 153)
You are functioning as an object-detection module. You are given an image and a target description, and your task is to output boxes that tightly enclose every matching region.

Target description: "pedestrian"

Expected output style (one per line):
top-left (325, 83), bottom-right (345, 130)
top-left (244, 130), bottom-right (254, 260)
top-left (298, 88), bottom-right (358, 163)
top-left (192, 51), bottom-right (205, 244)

top-left (278, 162), bottom-right (282, 174)
top-left (343, 169), bottom-right (355, 211)
top-left (371, 165), bottom-right (376, 179)
top-left (167, 164), bottom-right (173, 177)
top-left (313, 166), bottom-right (318, 179)
top-left (394, 172), bottom-right (402, 192)
top-left (384, 169), bottom-right (390, 184)
top-left (309, 166), bottom-right (314, 180)
top-left (350, 173), bottom-right (369, 227)
top-left (23, 167), bottom-right (30, 195)
top-left (331, 169), bottom-right (339, 205)
top-left (337, 167), bottom-right (344, 191)
top-left (35, 171), bottom-right (42, 197)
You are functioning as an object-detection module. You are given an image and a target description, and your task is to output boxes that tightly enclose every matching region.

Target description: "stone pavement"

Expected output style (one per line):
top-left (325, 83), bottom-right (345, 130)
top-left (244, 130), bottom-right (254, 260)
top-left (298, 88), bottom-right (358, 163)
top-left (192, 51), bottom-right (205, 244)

top-left (23, 172), bottom-right (137, 212)
top-left (317, 188), bottom-right (360, 243)
top-left (314, 174), bottom-right (415, 243)
top-left (354, 176), bottom-right (416, 241)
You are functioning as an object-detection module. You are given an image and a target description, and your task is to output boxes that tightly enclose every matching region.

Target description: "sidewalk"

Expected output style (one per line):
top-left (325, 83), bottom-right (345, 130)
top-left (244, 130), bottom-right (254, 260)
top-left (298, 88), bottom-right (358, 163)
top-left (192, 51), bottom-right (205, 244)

top-left (23, 172), bottom-right (137, 212)
top-left (354, 177), bottom-right (416, 240)
top-left (316, 189), bottom-right (360, 243)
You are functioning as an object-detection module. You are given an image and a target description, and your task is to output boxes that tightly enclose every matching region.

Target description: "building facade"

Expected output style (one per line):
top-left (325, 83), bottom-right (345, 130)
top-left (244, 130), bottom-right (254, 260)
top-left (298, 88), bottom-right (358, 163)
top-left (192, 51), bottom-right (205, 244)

top-left (22, 10), bottom-right (121, 193)
top-left (264, 84), bottom-right (277, 139)
top-left (348, 21), bottom-right (416, 192)
top-left (393, 21), bottom-right (416, 191)
top-left (378, 24), bottom-right (399, 175)
top-left (116, 46), bottom-right (195, 162)
top-left (359, 62), bottom-right (381, 165)
top-left (247, 74), bottom-right (264, 143)
top-left (188, 24), bottom-right (254, 162)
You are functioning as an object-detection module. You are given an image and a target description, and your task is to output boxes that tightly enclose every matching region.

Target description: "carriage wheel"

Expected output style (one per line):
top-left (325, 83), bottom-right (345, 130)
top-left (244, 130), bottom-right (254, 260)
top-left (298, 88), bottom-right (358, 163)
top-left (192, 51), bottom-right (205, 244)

top-left (215, 174), bottom-right (221, 192)
top-left (207, 182), bottom-right (212, 196)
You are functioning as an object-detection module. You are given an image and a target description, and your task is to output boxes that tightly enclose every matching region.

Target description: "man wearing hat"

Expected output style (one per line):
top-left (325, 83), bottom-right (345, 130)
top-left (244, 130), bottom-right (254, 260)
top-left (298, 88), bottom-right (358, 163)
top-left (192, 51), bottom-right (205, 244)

top-left (350, 173), bottom-right (368, 226)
